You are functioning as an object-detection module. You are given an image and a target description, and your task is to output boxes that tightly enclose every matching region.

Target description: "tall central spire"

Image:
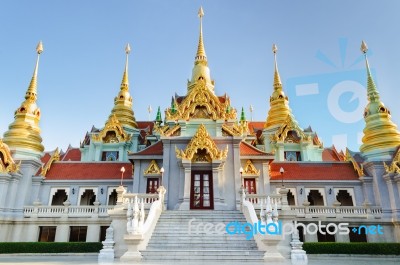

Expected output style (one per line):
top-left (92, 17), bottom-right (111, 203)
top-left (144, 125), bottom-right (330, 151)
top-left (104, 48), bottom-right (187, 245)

top-left (189, 6), bottom-right (214, 91)
top-left (3, 41), bottom-right (45, 158)
top-left (195, 7), bottom-right (207, 63)
top-left (272, 44), bottom-right (282, 89)
top-left (108, 44), bottom-right (137, 129)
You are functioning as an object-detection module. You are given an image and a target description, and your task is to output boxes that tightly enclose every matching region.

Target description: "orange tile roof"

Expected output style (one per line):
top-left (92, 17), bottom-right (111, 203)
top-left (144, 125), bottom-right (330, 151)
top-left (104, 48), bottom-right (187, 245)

top-left (41, 152), bottom-right (51, 164)
top-left (45, 162), bottom-right (133, 180)
top-left (133, 141), bottom-right (163, 155)
top-left (240, 141), bottom-right (272, 156)
top-left (322, 148), bottom-right (343, 161)
top-left (270, 162), bottom-right (359, 180)
top-left (61, 148), bottom-right (81, 161)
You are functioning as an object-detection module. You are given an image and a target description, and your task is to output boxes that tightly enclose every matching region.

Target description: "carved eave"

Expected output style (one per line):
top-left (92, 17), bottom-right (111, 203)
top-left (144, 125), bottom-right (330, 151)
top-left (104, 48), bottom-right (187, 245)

top-left (92, 114), bottom-right (131, 143)
top-left (222, 123), bottom-right (248, 137)
top-left (175, 124), bottom-right (228, 161)
top-left (345, 148), bottom-right (364, 177)
top-left (40, 148), bottom-right (60, 177)
top-left (165, 80), bottom-right (237, 121)
top-left (243, 159), bottom-right (260, 177)
top-left (144, 159), bottom-right (162, 176)
top-left (383, 147), bottom-right (400, 174)
top-left (155, 124), bottom-right (181, 137)
top-left (0, 138), bottom-right (20, 174)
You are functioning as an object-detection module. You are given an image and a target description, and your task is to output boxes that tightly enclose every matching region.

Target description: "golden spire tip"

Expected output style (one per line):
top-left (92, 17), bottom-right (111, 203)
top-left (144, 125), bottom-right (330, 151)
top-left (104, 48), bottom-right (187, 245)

top-left (125, 43), bottom-right (131, 54)
top-left (36, 41), bottom-right (43, 54)
top-left (198, 6), bottom-right (204, 18)
top-left (272, 44), bottom-right (278, 54)
top-left (361, 40), bottom-right (368, 54)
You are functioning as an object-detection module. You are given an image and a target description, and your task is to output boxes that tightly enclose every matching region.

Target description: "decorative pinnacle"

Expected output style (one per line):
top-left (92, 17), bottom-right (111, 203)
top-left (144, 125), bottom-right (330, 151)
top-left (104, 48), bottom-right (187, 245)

top-left (121, 43), bottom-right (130, 89)
top-left (36, 41), bottom-right (44, 54)
top-left (360, 40), bottom-right (379, 102)
top-left (26, 41), bottom-right (43, 98)
top-left (272, 43), bottom-right (282, 89)
top-left (195, 6), bottom-right (207, 63)
top-left (125, 43), bottom-right (131, 54)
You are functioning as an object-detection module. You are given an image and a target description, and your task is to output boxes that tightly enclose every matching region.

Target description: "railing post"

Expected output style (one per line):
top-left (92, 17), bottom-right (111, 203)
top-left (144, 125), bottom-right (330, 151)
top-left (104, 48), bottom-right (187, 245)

top-left (279, 187), bottom-right (290, 210)
top-left (63, 200), bottom-right (71, 215)
top-left (93, 201), bottom-right (100, 217)
top-left (116, 185), bottom-right (125, 205)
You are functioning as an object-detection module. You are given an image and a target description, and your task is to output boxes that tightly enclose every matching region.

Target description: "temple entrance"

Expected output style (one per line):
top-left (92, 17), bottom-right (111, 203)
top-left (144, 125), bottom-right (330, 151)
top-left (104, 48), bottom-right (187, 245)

top-left (190, 170), bottom-right (213, 210)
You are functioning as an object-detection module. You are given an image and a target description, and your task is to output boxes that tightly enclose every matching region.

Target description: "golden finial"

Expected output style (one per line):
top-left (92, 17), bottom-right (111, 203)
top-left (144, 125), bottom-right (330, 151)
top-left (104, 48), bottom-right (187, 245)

top-left (198, 6), bottom-right (204, 18)
top-left (361, 40), bottom-right (368, 54)
top-left (36, 41), bottom-right (43, 54)
top-left (272, 43), bottom-right (282, 88)
top-left (125, 43), bottom-right (131, 54)
top-left (195, 6), bottom-right (207, 63)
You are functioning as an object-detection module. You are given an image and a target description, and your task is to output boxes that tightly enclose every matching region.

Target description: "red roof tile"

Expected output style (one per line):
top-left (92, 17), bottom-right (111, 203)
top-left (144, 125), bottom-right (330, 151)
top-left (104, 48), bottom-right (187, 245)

top-left (322, 148), bottom-right (343, 161)
top-left (133, 141), bottom-right (163, 156)
top-left (247, 122), bottom-right (265, 134)
top-left (45, 162), bottom-right (133, 180)
top-left (270, 162), bottom-right (359, 180)
top-left (61, 148), bottom-right (81, 161)
top-left (41, 153), bottom-right (51, 164)
top-left (240, 141), bottom-right (272, 156)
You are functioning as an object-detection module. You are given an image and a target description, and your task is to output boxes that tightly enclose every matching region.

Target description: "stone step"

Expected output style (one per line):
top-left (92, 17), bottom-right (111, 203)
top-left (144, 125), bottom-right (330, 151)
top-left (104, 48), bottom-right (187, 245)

top-left (141, 250), bottom-right (264, 260)
top-left (146, 244), bottom-right (258, 249)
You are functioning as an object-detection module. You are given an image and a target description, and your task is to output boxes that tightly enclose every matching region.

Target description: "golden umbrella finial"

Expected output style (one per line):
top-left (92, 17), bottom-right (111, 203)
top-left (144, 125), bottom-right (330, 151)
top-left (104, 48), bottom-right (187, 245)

top-left (361, 40), bottom-right (368, 54)
top-left (198, 6), bottom-right (204, 18)
top-left (272, 44), bottom-right (278, 54)
top-left (36, 41), bottom-right (43, 54)
top-left (125, 43), bottom-right (131, 54)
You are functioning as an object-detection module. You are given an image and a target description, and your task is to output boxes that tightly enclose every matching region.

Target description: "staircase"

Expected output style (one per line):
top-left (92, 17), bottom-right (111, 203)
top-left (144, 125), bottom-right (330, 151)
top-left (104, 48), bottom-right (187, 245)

top-left (141, 210), bottom-right (265, 262)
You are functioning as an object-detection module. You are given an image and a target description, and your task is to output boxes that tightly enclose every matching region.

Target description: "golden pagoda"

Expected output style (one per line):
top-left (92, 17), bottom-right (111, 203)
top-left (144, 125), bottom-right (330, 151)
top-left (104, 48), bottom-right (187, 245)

top-left (3, 41), bottom-right (44, 156)
top-left (108, 43), bottom-right (138, 129)
top-left (359, 41), bottom-right (400, 158)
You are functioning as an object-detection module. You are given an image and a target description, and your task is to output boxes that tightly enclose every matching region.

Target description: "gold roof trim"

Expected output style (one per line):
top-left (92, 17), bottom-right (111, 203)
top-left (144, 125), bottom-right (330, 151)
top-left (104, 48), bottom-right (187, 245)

top-left (166, 80), bottom-right (236, 121)
top-left (0, 139), bottom-right (20, 174)
top-left (383, 148), bottom-right (400, 174)
top-left (175, 124), bottom-right (228, 160)
top-left (345, 148), bottom-right (364, 177)
top-left (222, 123), bottom-right (247, 136)
top-left (243, 160), bottom-right (260, 176)
top-left (155, 124), bottom-right (181, 137)
top-left (144, 160), bottom-right (161, 175)
top-left (92, 114), bottom-right (131, 143)
top-left (41, 148), bottom-right (60, 177)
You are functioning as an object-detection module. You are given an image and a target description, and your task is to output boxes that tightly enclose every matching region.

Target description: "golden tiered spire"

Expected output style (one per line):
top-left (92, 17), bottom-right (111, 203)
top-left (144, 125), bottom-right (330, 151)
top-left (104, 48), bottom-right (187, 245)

top-left (359, 41), bottom-right (400, 158)
top-left (189, 6), bottom-right (213, 91)
top-left (3, 41), bottom-right (44, 156)
top-left (108, 43), bottom-right (137, 129)
top-left (264, 44), bottom-right (296, 129)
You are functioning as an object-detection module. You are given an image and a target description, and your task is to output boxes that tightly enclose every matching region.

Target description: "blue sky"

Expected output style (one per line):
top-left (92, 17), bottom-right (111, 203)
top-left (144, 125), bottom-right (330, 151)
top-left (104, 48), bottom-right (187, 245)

top-left (1, 0), bottom-right (400, 152)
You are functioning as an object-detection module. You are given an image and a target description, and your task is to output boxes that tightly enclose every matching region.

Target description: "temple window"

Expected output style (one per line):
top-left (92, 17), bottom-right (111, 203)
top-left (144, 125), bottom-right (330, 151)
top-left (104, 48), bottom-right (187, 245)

top-left (146, 178), bottom-right (160, 194)
top-left (336, 189), bottom-right (354, 206)
top-left (38, 226), bottom-right (56, 242)
top-left (79, 189), bottom-right (96, 206)
top-left (102, 151), bottom-right (119, 161)
top-left (307, 189), bottom-right (324, 206)
top-left (108, 189), bottom-right (118, 206)
top-left (50, 189), bottom-right (68, 205)
top-left (69, 226), bottom-right (87, 242)
top-left (284, 151), bottom-right (301, 161)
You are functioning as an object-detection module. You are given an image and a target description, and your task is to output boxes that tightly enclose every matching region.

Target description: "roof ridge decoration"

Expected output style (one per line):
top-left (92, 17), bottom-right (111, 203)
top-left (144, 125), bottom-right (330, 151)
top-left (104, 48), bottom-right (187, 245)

top-left (92, 114), bottom-right (131, 143)
top-left (175, 124), bottom-right (228, 160)
top-left (345, 148), bottom-right (364, 177)
top-left (383, 147), bottom-right (400, 174)
top-left (244, 160), bottom-right (260, 176)
top-left (144, 160), bottom-right (162, 175)
top-left (155, 124), bottom-right (181, 137)
top-left (165, 80), bottom-right (237, 121)
top-left (222, 123), bottom-right (247, 136)
top-left (0, 139), bottom-right (20, 174)
top-left (40, 147), bottom-right (60, 177)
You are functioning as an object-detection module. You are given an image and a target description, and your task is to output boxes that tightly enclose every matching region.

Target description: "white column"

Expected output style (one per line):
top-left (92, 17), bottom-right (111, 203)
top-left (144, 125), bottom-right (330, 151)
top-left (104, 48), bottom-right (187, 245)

top-left (55, 225), bottom-right (70, 242)
top-left (86, 225), bottom-right (100, 242)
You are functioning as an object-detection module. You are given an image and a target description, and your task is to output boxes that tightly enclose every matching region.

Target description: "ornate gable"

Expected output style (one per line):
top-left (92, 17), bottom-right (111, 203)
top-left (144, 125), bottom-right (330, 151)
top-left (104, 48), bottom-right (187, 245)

top-left (40, 148), bottom-right (60, 177)
top-left (92, 114), bottom-right (131, 143)
top-left (165, 80), bottom-right (237, 121)
top-left (144, 160), bottom-right (161, 175)
top-left (243, 160), bottom-right (260, 176)
top-left (0, 139), bottom-right (20, 174)
top-left (175, 124), bottom-right (228, 160)
top-left (271, 116), bottom-right (310, 143)
top-left (345, 148), bottom-right (364, 177)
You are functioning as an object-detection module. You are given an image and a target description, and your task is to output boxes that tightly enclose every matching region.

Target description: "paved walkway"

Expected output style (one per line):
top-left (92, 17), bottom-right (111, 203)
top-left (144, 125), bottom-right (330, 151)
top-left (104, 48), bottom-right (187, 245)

top-left (0, 255), bottom-right (399, 265)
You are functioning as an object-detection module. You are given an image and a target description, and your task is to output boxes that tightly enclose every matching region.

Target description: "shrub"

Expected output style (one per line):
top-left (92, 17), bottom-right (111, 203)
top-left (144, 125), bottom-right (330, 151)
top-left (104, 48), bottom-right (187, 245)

top-left (0, 242), bottom-right (103, 254)
top-left (303, 242), bottom-right (400, 255)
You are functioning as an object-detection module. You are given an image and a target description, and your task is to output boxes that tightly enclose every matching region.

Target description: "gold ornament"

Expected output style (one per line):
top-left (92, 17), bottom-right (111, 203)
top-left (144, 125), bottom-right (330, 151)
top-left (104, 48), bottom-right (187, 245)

top-left (0, 139), bottom-right (20, 174)
top-left (93, 114), bottom-right (131, 143)
top-left (41, 148), bottom-right (60, 177)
